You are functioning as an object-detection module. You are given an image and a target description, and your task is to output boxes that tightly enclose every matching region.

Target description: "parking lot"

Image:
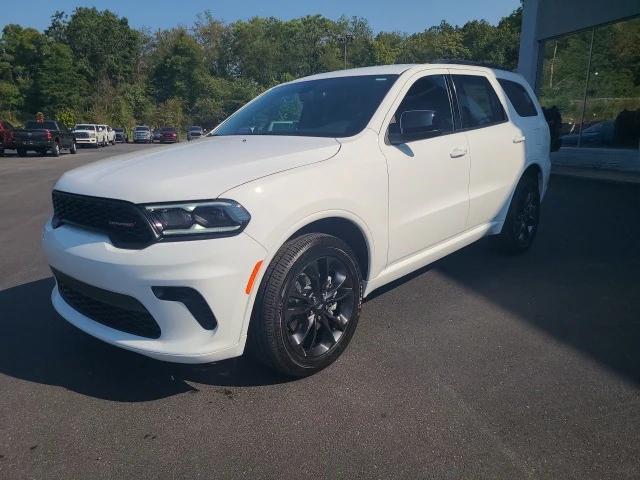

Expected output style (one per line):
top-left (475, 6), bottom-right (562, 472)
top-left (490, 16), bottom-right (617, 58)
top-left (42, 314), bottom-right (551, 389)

top-left (1, 143), bottom-right (639, 479)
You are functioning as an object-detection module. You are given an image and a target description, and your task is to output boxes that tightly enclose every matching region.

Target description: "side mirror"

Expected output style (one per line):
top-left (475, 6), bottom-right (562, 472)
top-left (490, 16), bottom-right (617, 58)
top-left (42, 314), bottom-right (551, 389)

top-left (389, 110), bottom-right (442, 145)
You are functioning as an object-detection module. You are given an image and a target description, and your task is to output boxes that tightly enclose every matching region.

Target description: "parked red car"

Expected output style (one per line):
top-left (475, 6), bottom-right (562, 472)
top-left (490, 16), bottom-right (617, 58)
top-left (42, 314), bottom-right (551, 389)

top-left (159, 126), bottom-right (179, 143)
top-left (0, 120), bottom-right (17, 156)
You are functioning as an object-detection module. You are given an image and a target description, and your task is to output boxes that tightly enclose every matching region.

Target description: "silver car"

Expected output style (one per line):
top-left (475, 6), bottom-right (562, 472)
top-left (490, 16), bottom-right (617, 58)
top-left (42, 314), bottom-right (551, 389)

top-left (133, 125), bottom-right (152, 143)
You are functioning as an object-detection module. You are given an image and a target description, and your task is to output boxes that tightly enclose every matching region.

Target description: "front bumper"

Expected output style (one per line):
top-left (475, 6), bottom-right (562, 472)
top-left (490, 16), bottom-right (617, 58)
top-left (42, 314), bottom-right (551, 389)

top-left (43, 220), bottom-right (267, 363)
top-left (76, 138), bottom-right (97, 144)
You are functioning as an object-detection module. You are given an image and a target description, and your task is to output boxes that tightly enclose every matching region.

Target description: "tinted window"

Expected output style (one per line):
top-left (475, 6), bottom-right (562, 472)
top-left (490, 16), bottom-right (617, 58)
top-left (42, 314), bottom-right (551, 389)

top-left (75, 124), bottom-right (95, 131)
top-left (393, 75), bottom-right (453, 134)
top-left (216, 75), bottom-right (398, 138)
top-left (452, 75), bottom-right (506, 128)
top-left (498, 79), bottom-right (538, 117)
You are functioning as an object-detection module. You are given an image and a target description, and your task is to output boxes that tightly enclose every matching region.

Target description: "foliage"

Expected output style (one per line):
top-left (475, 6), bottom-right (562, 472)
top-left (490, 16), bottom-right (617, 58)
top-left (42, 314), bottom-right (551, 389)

top-left (0, 6), bottom-right (527, 129)
top-left (56, 107), bottom-right (77, 128)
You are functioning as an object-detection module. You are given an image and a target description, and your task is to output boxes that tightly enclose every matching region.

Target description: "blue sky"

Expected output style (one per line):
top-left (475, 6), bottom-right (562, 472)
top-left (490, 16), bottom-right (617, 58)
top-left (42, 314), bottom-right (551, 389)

top-left (1, 0), bottom-right (521, 34)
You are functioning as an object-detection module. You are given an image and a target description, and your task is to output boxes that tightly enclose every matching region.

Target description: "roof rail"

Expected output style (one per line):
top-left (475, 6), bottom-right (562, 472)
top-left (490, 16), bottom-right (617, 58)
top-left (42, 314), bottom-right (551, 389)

top-left (433, 58), bottom-right (514, 71)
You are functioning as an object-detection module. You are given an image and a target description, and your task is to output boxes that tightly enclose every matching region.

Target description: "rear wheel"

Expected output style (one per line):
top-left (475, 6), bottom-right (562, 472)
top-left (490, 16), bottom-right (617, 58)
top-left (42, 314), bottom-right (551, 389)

top-left (493, 175), bottom-right (540, 253)
top-left (249, 233), bottom-right (363, 377)
top-left (69, 142), bottom-right (77, 154)
top-left (51, 142), bottom-right (60, 157)
top-left (17, 148), bottom-right (27, 157)
top-left (0, 147), bottom-right (4, 157)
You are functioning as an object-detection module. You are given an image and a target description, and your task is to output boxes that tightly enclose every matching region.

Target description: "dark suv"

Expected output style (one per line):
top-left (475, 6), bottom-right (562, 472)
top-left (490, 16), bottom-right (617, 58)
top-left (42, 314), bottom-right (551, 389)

top-left (114, 127), bottom-right (128, 143)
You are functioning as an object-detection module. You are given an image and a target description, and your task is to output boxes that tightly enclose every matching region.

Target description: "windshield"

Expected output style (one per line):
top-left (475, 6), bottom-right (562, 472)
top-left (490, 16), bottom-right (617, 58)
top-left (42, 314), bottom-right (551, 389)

top-left (134, 126), bottom-right (149, 131)
top-left (75, 124), bottom-right (95, 131)
top-left (114, 128), bottom-right (124, 132)
top-left (160, 127), bottom-right (175, 132)
top-left (26, 121), bottom-right (58, 130)
top-left (215, 74), bottom-right (399, 138)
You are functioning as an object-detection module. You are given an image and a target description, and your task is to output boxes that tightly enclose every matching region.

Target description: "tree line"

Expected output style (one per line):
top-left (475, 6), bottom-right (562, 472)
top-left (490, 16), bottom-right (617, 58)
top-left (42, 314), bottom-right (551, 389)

top-left (0, 7), bottom-right (522, 129)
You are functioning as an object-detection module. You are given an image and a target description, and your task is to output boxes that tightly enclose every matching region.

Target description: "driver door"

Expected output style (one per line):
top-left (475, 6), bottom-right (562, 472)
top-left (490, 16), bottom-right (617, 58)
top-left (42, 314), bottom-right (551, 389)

top-left (380, 70), bottom-right (471, 264)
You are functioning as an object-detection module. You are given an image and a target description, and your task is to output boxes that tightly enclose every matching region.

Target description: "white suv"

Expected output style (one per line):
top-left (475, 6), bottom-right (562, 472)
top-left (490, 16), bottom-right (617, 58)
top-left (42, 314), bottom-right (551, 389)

top-left (43, 64), bottom-right (550, 377)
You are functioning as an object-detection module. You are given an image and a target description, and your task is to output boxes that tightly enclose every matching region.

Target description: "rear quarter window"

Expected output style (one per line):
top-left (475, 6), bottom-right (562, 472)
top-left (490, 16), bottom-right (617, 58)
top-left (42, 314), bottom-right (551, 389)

top-left (452, 75), bottom-right (507, 129)
top-left (498, 79), bottom-right (538, 117)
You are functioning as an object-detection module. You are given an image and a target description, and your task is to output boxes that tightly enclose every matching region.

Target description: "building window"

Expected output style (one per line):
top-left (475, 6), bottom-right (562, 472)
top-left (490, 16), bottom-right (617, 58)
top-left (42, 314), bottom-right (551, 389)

top-left (537, 16), bottom-right (640, 150)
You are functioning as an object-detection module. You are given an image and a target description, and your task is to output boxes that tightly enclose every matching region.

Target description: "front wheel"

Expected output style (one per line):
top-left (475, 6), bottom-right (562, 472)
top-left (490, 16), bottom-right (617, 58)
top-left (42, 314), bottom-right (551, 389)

top-left (492, 175), bottom-right (540, 253)
top-left (249, 233), bottom-right (363, 377)
top-left (51, 143), bottom-right (60, 157)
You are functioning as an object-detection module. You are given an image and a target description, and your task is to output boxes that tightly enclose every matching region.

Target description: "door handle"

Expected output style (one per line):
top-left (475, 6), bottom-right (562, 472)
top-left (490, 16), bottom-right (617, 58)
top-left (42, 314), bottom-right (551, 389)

top-left (513, 135), bottom-right (526, 143)
top-left (449, 146), bottom-right (467, 158)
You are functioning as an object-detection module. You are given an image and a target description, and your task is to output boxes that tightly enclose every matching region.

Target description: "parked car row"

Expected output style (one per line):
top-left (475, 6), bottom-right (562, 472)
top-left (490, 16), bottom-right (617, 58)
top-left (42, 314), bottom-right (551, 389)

top-left (1, 120), bottom-right (208, 157)
top-left (73, 123), bottom-right (116, 148)
top-left (133, 125), bottom-right (200, 144)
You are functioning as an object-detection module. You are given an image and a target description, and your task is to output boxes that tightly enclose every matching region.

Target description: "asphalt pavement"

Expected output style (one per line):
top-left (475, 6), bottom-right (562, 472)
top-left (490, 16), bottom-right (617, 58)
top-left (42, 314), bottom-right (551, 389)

top-left (1, 143), bottom-right (639, 479)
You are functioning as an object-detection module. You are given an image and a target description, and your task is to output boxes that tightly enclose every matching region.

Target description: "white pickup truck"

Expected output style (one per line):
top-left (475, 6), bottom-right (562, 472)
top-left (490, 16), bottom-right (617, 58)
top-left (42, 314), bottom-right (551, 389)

top-left (73, 124), bottom-right (104, 148)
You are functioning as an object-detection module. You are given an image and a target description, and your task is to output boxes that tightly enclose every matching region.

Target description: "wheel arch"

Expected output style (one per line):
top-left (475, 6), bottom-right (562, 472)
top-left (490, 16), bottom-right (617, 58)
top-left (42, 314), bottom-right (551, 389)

top-left (285, 216), bottom-right (371, 281)
top-left (522, 162), bottom-right (543, 195)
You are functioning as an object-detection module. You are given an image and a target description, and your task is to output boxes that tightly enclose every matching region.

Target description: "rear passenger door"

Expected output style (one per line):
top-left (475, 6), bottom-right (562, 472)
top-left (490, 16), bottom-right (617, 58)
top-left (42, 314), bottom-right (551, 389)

top-left (450, 71), bottom-right (525, 228)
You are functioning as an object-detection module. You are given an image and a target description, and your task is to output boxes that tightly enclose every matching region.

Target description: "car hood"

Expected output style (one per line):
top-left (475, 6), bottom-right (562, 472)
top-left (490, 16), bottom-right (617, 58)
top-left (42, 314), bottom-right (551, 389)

top-left (55, 136), bottom-right (341, 203)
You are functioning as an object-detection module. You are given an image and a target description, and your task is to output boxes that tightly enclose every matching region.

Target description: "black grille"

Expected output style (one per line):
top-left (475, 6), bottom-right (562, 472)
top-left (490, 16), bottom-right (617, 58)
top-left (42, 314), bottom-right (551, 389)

top-left (52, 190), bottom-right (156, 249)
top-left (53, 269), bottom-right (161, 339)
top-left (75, 132), bottom-right (89, 138)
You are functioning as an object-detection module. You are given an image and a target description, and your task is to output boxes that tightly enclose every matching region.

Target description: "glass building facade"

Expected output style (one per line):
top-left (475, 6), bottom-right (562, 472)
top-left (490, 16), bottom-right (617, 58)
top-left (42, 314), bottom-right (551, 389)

top-left (537, 16), bottom-right (640, 150)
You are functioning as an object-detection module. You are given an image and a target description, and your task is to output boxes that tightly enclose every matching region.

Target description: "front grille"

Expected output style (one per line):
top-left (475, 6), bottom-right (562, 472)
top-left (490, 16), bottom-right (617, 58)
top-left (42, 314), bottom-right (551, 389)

top-left (53, 268), bottom-right (161, 339)
top-left (52, 190), bottom-right (156, 249)
top-left (75, 132), bottom-right (89, 139)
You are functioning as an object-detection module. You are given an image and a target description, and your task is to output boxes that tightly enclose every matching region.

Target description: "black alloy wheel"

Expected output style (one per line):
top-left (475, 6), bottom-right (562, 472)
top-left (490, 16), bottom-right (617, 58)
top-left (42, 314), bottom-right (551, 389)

top-left (284, 255), bottom-right (356, 359)
top-left (493, 175), bottom-right (540, 253)
top-left (249, 233), bottom-right (363, 377)
top-left (512, 187), bottom-right (539, 249)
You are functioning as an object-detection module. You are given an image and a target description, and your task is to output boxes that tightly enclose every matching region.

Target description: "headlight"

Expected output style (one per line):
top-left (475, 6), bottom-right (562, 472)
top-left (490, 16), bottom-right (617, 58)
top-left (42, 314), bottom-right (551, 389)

top-left (143, 200), bottom-right (251, 239)
top-left (90, 132), bottom-right (96, 138)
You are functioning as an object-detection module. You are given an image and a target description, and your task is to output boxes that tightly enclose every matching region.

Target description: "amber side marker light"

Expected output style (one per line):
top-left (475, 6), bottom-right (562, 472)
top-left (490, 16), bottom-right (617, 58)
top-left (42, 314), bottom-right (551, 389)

top-left (245, 260), bottom-right (264, 294)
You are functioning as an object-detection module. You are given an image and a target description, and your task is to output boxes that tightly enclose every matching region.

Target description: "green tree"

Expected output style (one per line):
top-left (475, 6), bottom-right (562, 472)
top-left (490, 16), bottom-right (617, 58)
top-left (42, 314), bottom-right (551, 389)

top-left (33, 41), bottom-right (86, 115)
top-left (63, 7), bottom-right (142, 84)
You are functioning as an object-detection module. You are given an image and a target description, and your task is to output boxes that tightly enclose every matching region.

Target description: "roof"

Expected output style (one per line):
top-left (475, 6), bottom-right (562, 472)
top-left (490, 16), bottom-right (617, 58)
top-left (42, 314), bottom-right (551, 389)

top-left (290, 64), bottom-right (418, 82)
top-left (291, 62), bottom-right (517, 84)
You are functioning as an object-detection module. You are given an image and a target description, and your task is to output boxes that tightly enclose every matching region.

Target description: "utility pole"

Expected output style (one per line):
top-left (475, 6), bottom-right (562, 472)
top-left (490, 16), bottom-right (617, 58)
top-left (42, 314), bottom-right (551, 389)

top-left (342, 34), bottom-right (354, 69)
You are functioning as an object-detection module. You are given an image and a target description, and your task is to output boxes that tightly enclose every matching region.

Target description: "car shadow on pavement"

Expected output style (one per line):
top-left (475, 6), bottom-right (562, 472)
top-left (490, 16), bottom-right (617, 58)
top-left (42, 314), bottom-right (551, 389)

top-left (436, 176), bottom-right (640, 384)
top-left (0, 277), bottom-right (291, 402)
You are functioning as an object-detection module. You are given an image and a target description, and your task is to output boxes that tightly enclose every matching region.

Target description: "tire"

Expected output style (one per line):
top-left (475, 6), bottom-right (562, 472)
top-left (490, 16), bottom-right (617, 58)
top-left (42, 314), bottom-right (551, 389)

top-left (0, 148), bottom-right (4, 157)
top-left (248, 233), bottom-right (363, 377)
top-left (492, 175), bottom-right (540, 253)
top-left (17, 148), bottom-right (27, 157)
top-left (70, 142), bottom-right (77, 154)
top-left (51, 143), bottom-right (60, 157)
top-left (93, 142), bottom-right (99, 149)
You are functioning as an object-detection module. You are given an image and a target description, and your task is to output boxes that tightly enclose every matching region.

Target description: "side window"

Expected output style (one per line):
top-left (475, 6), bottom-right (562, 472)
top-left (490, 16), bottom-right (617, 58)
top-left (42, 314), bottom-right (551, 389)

top-left (497, 79), bottom-right (538, 117)
top-left (452, 75), bottom-right (507, 129)
top-left (392, 74), bottom-right (454, 135)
